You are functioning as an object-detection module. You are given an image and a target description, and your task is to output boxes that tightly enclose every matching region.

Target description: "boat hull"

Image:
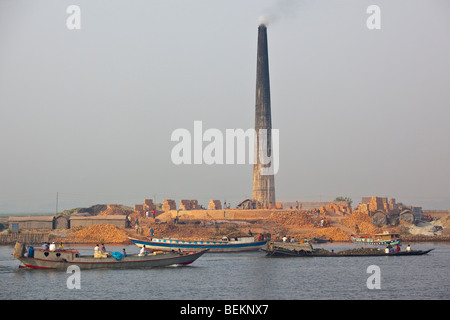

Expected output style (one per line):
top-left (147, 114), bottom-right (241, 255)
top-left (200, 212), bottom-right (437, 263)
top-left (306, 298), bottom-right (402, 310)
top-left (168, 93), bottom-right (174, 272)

top-left (17, 250), bottom-right (207, 270)
top-left (129, 237), bottom-right (267, 253)
top-left (263, 248), bottom-right (434, 257)
top-left (351, 237), bottom-right (402, 246)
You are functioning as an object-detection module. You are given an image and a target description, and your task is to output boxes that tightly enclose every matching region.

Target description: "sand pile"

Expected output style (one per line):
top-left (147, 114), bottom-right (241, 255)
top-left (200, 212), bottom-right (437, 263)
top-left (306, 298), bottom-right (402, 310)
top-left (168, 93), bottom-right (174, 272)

top-left (70, 224), bottom-right (129, 243)
top-left (336, 247), bottom-right (384, 256)
top-left (357, 221), bottom-right (382, 234)
top-left (439, 213), bottom-right (450, 228)
top-left (98, 204), bottom-right (133, 216)
top-left (268, 211), bottom-right (313, 226)
top-left (341, 211), bottom-right (372, 231)
top-left (306, 227), bottom-right (351, 242)
top-left (137, 223), bottom-right (226, 241)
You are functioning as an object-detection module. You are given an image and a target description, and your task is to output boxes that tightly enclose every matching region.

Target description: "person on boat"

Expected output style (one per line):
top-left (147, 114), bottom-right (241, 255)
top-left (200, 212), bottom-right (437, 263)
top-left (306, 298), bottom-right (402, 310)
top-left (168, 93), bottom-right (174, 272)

top-left (58, 242), bottom-right (64, 250)
top-left (406, 244), bottom-right (411, 252)
top-left (94, 244), bottom-right (100, 253)
top-left (395, 244), bottom-right (401, 253)
top-left (49, 242), bottom-right (56, 251)
top-left (122, 248), bottom-right (127, 257)
top-left (248, 230), bottom-right (253, 237)
top-left (100, 243), bottom-right (106, 252)
top-left (385, 245), bottom-right (390, 254)
top-left (42, 242), bottom-right (49, 250)
top-left (282, 235), bottom-right (288, 242)
top-left (138, 245), bottom-right (146, 256)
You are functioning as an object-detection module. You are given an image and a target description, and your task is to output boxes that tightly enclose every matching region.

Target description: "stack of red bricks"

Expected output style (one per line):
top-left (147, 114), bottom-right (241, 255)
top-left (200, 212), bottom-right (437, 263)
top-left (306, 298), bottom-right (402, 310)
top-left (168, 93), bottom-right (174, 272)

top-left (162, 199), bottom-right (177, 211)
top-left (208, 200), bottom-right (222, 210)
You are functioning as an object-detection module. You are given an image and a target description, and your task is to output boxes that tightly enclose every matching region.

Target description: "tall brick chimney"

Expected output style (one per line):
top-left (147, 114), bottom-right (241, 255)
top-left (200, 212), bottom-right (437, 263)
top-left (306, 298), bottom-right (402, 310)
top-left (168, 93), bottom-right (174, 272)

top-left (252, 24), bottom-right (276, 208)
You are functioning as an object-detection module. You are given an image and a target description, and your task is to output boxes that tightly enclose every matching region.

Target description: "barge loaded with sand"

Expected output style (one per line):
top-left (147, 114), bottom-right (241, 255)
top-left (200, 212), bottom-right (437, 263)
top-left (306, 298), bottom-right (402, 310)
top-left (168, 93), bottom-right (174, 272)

top-left (262, 241), bottom-right (433, 257)
top-left (12, 242), bottom-right (207, 270)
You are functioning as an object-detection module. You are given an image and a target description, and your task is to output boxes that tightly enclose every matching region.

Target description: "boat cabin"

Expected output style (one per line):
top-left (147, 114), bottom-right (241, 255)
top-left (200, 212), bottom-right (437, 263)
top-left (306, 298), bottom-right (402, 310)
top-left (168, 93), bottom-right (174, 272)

top-left (24, 246), bottom-right (81, 261)
top-left (373, 232), bottom-right (401, 241)
top-left (221, 236), bottom-right (255, 243)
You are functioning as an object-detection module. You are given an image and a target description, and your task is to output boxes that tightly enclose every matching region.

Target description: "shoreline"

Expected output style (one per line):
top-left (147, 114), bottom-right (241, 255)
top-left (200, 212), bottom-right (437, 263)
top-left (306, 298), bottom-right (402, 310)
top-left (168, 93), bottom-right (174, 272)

top-left (2, 231), bottom-right (449, 246)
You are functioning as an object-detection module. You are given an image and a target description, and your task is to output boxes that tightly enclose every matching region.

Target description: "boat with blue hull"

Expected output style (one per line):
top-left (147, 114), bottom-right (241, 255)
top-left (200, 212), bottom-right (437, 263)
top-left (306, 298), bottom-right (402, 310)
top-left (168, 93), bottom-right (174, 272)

top-left (129, 236), bottom-right (267, 253)
top-left (351, 232), bottom-right (402, 246)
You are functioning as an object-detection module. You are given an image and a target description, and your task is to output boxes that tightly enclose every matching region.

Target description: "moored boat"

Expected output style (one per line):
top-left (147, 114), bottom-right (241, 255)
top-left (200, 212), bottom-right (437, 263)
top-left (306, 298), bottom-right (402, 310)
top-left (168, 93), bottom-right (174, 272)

top-left (129, 236), bottom-right (267, 253)
top-left (351, 232), bottom-right (402, 246)
top-left (262, 241), bottom-right (314, 257)
top-left (13, 242), bottom-right (207, 270)
top-left (309, 236), bottom-right (333, 244)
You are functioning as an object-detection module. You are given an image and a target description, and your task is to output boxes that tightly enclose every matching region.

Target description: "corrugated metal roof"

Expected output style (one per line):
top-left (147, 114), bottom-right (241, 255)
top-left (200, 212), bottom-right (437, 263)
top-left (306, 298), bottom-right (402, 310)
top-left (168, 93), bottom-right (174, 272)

top-left (8, 216), bottom-right (55, 222)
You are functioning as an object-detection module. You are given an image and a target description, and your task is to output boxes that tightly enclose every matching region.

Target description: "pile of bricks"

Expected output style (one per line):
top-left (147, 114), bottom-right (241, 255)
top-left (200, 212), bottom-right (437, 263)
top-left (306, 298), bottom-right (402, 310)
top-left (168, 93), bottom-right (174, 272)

top-left (134, 199), bottom-right (158, 216)
top-left (319, 202), bottom-right (352, 215)
top-left (208, 200), bottom-right (222, 210)
top-left (179, 200), bottom-right (192, 210)
top-left (144, 199), bottom-right (156, 212)
top-left (356, 196), bottom-right (401, 216)
top-left (190, 200), bottom-right (201, 210)
top-left (162, 199), bottom-right (177, 211)
top-left (179, 200), bottom-right (201, 210)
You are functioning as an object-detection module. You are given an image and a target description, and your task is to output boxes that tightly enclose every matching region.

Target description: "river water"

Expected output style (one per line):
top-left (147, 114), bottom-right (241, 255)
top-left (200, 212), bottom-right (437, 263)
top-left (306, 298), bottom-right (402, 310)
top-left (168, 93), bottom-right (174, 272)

top-left (1, 242), bottom-right (449, 301)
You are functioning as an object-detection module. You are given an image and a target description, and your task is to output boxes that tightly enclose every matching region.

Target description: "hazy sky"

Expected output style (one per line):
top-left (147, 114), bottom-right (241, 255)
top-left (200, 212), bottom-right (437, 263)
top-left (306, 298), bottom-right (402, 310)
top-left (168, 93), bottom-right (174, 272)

top-left (1, 0), bottom-right (449, 213)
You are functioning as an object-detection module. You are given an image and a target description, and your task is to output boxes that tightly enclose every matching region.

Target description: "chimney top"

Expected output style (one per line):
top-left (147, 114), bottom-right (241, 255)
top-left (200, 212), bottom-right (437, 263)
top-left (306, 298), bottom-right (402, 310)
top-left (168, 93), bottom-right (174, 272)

top-left (258, 16), bottom-right (269, 26)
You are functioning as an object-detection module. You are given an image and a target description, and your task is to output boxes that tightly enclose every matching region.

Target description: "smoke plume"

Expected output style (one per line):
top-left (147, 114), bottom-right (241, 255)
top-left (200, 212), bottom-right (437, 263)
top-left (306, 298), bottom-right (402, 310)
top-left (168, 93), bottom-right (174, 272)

top-left (258, 0), bottom-right (304, 25)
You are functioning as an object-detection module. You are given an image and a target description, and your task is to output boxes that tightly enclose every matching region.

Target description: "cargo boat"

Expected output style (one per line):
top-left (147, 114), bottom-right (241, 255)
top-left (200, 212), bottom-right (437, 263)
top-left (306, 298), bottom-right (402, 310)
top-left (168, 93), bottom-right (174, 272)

top-left (13, 242), bottom-right (207, 270)
top-left (351, 232), bottom-right (402, 246)
top-left (262, 241), bottom-right (433, 257)
top-left (129, 236), bottom-right (267, 253)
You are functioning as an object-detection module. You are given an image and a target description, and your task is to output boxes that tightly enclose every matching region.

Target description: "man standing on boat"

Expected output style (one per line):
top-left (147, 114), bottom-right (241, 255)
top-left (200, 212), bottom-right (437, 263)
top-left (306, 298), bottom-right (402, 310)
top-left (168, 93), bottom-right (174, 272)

top-left (139, 245), bottom-right (147, 256)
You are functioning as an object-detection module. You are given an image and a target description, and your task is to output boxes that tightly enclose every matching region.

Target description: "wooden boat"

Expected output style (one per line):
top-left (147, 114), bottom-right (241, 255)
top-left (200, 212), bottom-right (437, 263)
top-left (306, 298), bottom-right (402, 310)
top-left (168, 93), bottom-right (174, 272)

top-left (262, 241), bottom-right (433, 257)
top-left (129, 236), bottom-right (267, 253)
top-left (310, 236), bottom-right (333, 244)
top-left (351, 232), bottom-right (402, 246)
top-left (262, 241), bottom-right (315, 257)
top-left (13, 242), bottom-right (207, 270)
